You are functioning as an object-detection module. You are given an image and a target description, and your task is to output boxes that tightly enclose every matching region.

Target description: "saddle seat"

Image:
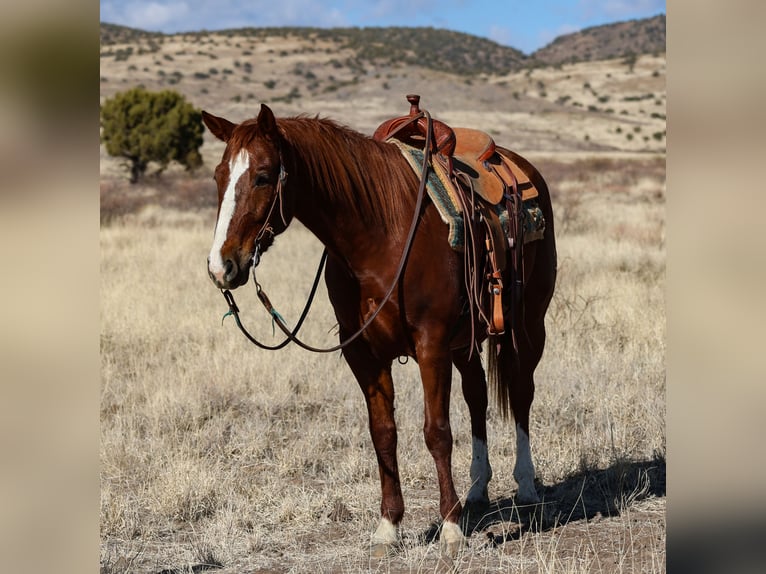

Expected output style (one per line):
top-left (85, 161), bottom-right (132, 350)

top-left (451, 127), bottom-right (538, 204)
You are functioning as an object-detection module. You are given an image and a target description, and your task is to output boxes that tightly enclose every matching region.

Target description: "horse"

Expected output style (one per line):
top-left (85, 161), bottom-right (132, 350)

top-left (202, 103), bottom-right (557, 557)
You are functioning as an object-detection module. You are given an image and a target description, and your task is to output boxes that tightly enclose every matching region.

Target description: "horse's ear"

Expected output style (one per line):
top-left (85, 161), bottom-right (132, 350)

top-left (256, 104), bottom-right (279, 138)
top-left (202, 111), bottom-right (235, 142)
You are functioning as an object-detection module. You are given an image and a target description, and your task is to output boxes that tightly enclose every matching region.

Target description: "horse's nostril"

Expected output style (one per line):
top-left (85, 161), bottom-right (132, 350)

top-left (223, 258), bottom-right (238, 281)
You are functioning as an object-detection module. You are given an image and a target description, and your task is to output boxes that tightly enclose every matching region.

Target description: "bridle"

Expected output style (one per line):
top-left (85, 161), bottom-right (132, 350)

top-left (219, 111), bottom-right (436, 353)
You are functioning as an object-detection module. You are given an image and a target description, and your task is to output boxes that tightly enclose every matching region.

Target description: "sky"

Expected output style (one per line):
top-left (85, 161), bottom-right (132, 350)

top-left (100, 0), bottom-right (665, 55)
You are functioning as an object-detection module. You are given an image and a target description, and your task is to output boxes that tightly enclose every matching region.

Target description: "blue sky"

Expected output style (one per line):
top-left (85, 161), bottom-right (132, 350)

top-left (100, 0), bottom-right (665, 54)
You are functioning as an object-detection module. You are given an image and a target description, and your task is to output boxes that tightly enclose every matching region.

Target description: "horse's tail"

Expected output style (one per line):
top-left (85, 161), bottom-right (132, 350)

top-left (486, 332), bottom-right (518, 421)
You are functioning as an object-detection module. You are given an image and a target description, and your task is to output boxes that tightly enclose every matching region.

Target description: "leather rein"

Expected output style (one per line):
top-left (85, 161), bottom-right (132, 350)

top-left (220, 111), bottom-right (436, 353)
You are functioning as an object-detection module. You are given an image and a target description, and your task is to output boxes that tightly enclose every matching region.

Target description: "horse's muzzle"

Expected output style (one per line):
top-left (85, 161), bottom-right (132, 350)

top-left (207, 255), bottom-right (249, 289)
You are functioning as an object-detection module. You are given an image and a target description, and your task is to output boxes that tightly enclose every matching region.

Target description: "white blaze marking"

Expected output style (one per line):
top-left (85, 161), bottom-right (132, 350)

top-left (209, 149), bottom-right (250, 278)
top-left (513, 424), bottom-right (539, 503)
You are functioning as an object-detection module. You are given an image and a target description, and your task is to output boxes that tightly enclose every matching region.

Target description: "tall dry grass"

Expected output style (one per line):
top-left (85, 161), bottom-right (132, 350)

top-left (100, 155), bottom-right (665, 573)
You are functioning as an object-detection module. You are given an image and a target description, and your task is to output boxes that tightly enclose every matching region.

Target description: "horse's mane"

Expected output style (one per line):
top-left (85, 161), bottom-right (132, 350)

top-left (274, 116), bottom-right (417, 233)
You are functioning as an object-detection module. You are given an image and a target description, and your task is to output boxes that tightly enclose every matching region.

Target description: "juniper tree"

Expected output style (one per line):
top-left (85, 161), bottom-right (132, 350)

top-left (100, 87), bottom-right (203, 183)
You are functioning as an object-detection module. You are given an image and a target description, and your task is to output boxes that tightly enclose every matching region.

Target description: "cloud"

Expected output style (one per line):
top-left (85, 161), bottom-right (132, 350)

top-left (101, 0), bottom-right (462, 33)
top-left (101, 0), bottom-right (354, 32)
top-left (134, 2), bottom-right (190, 29)
top-left (101, 1), bottom-right (190, 30)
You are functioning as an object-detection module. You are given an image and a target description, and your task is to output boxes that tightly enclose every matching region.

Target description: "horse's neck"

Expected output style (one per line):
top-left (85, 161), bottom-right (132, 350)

top-left (286, 134), bottom-right (408, 265)
top-left (289, 170), bottom-right (387, 263)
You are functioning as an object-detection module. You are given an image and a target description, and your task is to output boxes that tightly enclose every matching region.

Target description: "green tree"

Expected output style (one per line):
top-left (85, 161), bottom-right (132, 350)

top-left (100, 87), bottom-right (203, 183)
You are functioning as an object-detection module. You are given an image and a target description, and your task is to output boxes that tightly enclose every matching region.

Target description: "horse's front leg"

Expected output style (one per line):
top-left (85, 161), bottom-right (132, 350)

top-left (417, 343), bottom-right (467, 557)
top-left (341, 334), bottom-right (403, 557)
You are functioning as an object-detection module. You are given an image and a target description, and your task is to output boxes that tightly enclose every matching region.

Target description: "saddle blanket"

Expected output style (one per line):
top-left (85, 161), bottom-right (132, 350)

top-left (391, 140), bottom-right (545, 250)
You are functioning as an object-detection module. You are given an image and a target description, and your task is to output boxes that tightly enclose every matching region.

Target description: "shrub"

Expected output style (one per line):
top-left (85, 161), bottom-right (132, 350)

top-left (100, 87), bottom-right (203, 183)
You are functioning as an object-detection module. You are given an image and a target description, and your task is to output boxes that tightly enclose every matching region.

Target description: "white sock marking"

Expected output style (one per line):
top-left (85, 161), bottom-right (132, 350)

top-left (513, 424), bottom-right (539, 503)
top-left (466, 436), bottom-right (492, 504)
top-left (371, 517), bottom-right (398, 545)
top-left (209, 149), bottom-right (249, 278)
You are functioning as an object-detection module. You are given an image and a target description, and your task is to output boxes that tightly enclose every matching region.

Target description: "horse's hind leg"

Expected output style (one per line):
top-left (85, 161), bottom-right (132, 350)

top-left (506, 297), bottom-right (550, 504)
top-left (511, 232), bottom-right (556, 504)
top-left (341, 335), bottom-right (403, 556)
top-left (511, 340), bottom-right (542, 504)
top-left (452, 348), bottom-right (492, 508)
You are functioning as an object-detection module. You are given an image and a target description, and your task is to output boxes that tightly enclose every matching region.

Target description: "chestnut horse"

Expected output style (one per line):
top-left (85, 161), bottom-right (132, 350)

top-left (202, 104), bottom-right (556, 556)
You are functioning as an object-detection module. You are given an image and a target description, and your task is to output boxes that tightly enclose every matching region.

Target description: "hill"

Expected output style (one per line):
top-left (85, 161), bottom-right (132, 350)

top-left (100, 19), bottom-right (666, 161)
top-left (532, 14), bottom-right (666, 66)
top-left (100, 22), bottom-right (164, 45)
top-left (102, 24), bottom-right (528, 76)
top-left (101, 14), bottom-right (666, 75)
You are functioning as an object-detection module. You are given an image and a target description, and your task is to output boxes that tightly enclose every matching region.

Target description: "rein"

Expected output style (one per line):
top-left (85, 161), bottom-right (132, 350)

top-left (220, 111), bottom-right (436, 353)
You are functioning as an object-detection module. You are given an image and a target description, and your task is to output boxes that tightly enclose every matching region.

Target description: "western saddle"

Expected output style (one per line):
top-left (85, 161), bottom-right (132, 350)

top-left (373, 94), bottom-right (541, 344)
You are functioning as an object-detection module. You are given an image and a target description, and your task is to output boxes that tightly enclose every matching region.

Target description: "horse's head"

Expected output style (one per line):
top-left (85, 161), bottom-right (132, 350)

top-left (202, 104), bottom-right (292, 289)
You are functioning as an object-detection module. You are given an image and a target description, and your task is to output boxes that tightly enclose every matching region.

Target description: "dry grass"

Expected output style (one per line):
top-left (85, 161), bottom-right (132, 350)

top-left (100, 153), bottom-right (665, 573)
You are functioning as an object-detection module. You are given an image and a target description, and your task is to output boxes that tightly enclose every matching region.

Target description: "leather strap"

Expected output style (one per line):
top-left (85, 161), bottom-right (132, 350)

top-left (483, 212), bottom-right (505, 336)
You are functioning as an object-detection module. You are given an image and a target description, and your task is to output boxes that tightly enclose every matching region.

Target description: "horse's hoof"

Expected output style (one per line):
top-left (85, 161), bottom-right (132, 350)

top-left (441, 538), bottom-right (467, 559)
top-left (462, 498), bottom-right (489, 524)
top-left (370, 518), bottom-right (400, 558)
top-left (370, 541), bottom-right (399, 558)
top-left (515, 481), bottom-right (541, 505)
top-left (370, 543), bottom-right (394, 558)
top-left (464, 495), bottom-right (490, 511)
top-left (440, 521), bottom-right (468, 559)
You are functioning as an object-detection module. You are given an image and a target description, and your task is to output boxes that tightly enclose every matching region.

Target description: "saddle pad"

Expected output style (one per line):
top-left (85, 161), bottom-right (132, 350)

top-left (389, 140), bottom-right (545, 251)
top-left (452, 127), bottom-right (539, 204)
top-left (390, 139), bottom-right (465, 249)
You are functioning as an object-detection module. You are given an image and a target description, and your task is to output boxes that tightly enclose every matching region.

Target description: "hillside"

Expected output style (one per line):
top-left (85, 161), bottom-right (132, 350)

top-left (99, 20), bottom-right (666, 165)
top-left (100, 22), bottom-right (164, 45)
top-left (101, 14), bottom-right (666, 74)
top-left (532, 14), bottom-right (666, 66)
top-left (102, 24), bottom-right (528, 75)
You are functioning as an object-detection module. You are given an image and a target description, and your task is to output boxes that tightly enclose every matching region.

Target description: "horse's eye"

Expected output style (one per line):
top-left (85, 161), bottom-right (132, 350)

top-left (253, 173), bottom-right (270, 187)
